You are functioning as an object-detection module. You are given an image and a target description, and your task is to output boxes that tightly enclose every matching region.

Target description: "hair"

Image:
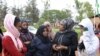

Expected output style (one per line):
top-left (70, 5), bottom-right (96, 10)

top-left (98, 23), bottom-right (100, 29)
top-left (36, 25), bottom-right (50, 43)
top-left (36, 25), bottom-right (48, 37)
top-left (14, 17), bottom-right (20, 26)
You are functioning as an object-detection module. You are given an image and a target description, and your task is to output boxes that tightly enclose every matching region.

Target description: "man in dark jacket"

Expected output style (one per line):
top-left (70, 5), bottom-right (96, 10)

top-left (52, 18), bottom-right (78, 56)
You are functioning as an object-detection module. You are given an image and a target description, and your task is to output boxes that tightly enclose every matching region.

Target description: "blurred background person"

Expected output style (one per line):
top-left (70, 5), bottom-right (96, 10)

top-left (52, 18), bottom-right (78, 56)
top-left (26, 25), bottom-right (52, 56)
top-left (20, 20), bottom-right (34, 51)
top-left (43, 21), bottom-right (55, 41)
top-left (95, 23), bottom-right (100, 56)
top-left (2, 14), bottom-right (27, 56)
top-left (78, 18), bottom-right (99, 56)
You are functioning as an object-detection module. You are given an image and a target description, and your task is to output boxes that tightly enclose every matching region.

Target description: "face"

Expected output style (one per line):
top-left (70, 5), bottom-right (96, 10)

top-left (47, 25), bottom-right (52, 32)
top-left (21, 22), bottom-right (28, 29)
top-left (43, 28), bottom-right (48, 37)
top-left (59, 23), bottom-right (65, 31)
top-left (79, 26), bottom-right (84, 35)
top-left (15, 22), bottom-right (21, 31)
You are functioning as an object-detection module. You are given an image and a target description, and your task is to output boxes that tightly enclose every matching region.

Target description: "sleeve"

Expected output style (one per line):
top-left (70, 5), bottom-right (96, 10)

top-left (69, 32), bottom-right (78, 51)
top-left (25, 38), bottom-right (37, 56)
top-left (83, 36), bottom-right (99, 54)
top-left (2, 36), bottom-right (24, 56)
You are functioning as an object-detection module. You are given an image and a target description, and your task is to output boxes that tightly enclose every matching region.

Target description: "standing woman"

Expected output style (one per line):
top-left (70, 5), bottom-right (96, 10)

top-left (52, 18), bottom-right (78, 56)
top-left (26, 25), bottom-right (52, 56)
top-left (78, 18), bottom-right (99, 56)
top-left (2, 14), bottom-right (27, 56)
top-left (20, 20), bottom-right (34, 50)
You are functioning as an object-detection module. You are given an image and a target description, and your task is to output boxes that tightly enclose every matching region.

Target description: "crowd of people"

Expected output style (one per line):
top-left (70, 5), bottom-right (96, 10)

top-left (0, 13), bottom-right (100, 56)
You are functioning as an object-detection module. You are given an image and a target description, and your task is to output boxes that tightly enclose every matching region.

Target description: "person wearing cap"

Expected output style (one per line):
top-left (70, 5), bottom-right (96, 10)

top-left (52, 18), bottom-right (78, 56)
top-left (78, 18), bottom-right (99, 56)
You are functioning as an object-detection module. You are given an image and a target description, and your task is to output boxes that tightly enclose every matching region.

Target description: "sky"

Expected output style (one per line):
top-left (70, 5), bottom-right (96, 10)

top-left (4, 0), bottom-right (100, 19)
top-left (5, 0), bottom-right (96, 11)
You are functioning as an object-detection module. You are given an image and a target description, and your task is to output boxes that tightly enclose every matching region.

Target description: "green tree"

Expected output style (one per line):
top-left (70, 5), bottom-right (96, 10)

top-left (75, 0), bottom-right (94, 22)
top-left (83, 2), bottom-right (94, 17)
top-left (0, 1), bottom-right (7, 26)
top-left (12, 7), bottom-right (23, 17)
top-left (24, 0), bottom-right (39, 22)
top-left (41, 9), bottom-right (71, 22)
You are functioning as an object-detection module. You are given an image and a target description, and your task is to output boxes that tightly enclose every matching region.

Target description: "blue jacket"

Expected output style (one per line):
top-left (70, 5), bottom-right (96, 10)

top-left (26, 37), bottom-right (52, 56)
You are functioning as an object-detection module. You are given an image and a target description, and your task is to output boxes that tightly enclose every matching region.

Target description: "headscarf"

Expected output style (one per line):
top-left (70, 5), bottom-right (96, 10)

top-left (79, 18), bottom-right (99, 55)
top-left (60, 18), bottom-right (75, 32)
top-left (4, 14), bottom-right (23, 51)
top-left (36, 25), bottom-right (50, 43)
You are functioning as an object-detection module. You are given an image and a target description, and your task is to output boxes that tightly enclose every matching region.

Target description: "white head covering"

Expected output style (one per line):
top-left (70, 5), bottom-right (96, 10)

top-left (4, 14), bottom-right (23, 51)
top-left (79, 18), bottom-right (99, 55)
top-left (79, 18), bottom-right (95, 36)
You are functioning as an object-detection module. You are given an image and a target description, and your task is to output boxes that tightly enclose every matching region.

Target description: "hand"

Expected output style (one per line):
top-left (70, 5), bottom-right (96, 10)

top-left (52, 44), bottom-right (59, 51)
top-left (56, 45), bottom-right (68, 50)
top-left (24, 41), bottom-right (30, 44)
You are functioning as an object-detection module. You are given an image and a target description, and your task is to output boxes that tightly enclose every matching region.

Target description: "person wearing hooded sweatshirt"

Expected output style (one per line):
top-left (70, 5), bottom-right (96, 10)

top-left (26, 25), bottom-right (52, 56)
top-left (20, 20), bottom-right (34, 51)
top-left (0, 29), bottom-right (3, 55)
top-left (52, 18), bottom-right (78, 56)
top-left (2, 14), bottom-right (27, 56)
top-left (78, 18), bottom-right (99, 56)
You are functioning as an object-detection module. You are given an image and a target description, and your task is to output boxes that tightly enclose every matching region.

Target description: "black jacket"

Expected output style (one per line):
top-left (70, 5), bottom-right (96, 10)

top-left (53, 31), bottom-right (78, 56)
top-left (0, 29), bottom-right (3, 53)
top-left (26, 36), bottom-right (52, 56)
top-left (0, 34), bottom-right (2, 53)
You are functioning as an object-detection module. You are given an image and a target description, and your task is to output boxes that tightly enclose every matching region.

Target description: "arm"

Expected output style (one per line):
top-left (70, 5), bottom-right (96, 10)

top-left (69, 32), bottom-right (78, 51)
top-left (2, 36), bottom-right (24, 56)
